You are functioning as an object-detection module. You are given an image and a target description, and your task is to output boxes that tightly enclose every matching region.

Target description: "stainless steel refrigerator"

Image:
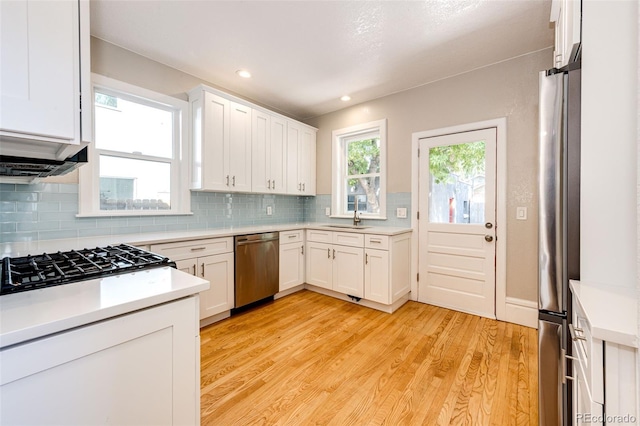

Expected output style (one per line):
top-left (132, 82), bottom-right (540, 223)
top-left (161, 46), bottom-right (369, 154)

top-left (538, 63), bottom-right (581, 426)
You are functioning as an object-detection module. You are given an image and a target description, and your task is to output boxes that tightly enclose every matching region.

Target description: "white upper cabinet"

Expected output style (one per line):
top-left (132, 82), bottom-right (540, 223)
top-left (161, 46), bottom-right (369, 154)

top-left (252, 111), bottom-right (287, 194)
top-left (189, 84), bottom-right (316, 195)
top-left (287, 121), bottom-right (316, 195)
top-left (190, 87), bottom-right (252, 192)
top-left (551, 0), bottom-right (581, 68)
top-left (0, 0), bottom-right (91, 160)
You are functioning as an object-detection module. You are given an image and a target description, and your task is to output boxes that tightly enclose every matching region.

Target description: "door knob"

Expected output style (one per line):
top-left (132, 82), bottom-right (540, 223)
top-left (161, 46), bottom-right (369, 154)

top-left (485, 222), bottom-right (493, 229)
top-left (484, 235), bottom-right (494, 242)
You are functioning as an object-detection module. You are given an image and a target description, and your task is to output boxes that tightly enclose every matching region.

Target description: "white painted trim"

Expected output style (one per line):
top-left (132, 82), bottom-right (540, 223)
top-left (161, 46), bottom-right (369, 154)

top-left (505, 297), bottom-right (538, 329)
top-left (304, 284), bottom-right (410, 314)
top-left (410, 117), bottom-right (508, 321)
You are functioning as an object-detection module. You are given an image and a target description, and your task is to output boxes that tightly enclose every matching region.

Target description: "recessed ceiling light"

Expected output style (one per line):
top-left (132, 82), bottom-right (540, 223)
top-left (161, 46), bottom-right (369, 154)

top-left (236, 69), bottom-right (251, 78)
top-left (340, 95), bottom-right (351, 102)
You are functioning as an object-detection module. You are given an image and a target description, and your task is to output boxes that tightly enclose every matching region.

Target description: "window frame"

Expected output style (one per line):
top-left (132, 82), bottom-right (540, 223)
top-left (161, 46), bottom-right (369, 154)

top-left (78, 74), bottom-right (191, 217)
top-left (331, 119), bottom-right (387, 220)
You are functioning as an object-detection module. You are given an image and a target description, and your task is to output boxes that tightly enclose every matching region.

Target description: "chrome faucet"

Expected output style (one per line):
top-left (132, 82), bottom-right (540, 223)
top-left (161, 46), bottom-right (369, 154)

top-left (353, 198), bottom-right (361, 226)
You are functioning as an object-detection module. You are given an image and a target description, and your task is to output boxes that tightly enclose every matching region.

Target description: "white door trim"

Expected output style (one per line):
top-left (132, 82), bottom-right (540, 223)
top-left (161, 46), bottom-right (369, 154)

top-left (411, 117), bottom-right (508, 322)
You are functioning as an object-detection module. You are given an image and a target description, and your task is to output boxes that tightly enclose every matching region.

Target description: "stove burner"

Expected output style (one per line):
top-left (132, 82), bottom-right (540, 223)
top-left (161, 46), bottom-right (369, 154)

top-left (1, 244), bottom-right (176, 295)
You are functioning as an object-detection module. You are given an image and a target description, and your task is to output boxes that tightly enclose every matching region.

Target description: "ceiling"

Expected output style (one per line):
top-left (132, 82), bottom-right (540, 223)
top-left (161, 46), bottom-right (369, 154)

top-left (90, 0), bottom-right (554, 120)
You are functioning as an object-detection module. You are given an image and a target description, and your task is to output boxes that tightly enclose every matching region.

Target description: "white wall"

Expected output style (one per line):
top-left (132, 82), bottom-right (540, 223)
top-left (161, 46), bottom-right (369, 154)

top-left (581, 0), bottom-right (638, 289)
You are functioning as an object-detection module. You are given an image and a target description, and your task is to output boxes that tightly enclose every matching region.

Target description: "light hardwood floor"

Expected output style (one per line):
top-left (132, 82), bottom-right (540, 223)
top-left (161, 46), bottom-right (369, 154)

top-left (200, 290), bottom-right (538, 425)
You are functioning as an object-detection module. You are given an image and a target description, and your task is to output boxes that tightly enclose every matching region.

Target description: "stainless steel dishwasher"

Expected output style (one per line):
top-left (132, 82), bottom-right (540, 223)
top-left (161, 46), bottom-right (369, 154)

top-left (234, 232), bottom-right (279, 309)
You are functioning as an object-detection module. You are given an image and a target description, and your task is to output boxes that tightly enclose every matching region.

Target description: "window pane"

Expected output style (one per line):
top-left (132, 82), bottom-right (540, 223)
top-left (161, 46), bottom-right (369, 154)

top-left (347, 138), bottom-right (381, 175)
top-left (99, 156), bottom-right (171, 211)
top-left (345, 176), bottom-right (380, 214)
top-left (428, 141), bottom-right (485, 224)
top-left (94, 90), bottom-right (173, 158)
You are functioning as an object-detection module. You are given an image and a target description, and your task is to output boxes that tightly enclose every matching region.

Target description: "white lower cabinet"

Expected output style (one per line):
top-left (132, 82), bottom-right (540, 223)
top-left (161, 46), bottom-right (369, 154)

top-left (151, 237), bottom-right (234, 324)
top-left (0, 296), bottom-right (200, 425)
top-left (364, 248), bottom-right (389, 304)
top-left (279, 230), bottom-right (305, 292)
top-left (306, 241), bottom-right (333, 290)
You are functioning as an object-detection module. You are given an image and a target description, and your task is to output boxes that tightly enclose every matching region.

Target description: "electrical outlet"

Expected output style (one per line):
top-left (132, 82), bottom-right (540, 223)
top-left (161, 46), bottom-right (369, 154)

top-left (325, 207), bottom-right (331, 216)
top-left (516, 206), bottom-right (527, 220)
top-left (396, 207), bottom-right (407, 218)
top-left (266, 206), bottom-right (273, 216)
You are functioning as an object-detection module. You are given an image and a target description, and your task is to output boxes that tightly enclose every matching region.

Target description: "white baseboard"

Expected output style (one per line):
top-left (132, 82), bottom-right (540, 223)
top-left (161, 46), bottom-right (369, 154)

top-left (304, 284), bottom-right (410, 313)
top-left (275, 284), bottom-right (305, 299)
top-left (505, 297), bottom-right (538, 329)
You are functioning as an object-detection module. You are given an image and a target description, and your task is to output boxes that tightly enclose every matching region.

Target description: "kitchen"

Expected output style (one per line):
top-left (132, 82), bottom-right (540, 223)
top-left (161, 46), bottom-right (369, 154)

top-left (0, 0), bottom-right (638, 425)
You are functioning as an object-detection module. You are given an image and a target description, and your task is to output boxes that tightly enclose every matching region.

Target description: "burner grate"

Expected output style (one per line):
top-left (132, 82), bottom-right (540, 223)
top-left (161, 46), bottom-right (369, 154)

top-left (1, 244), bottom-right (176, 295)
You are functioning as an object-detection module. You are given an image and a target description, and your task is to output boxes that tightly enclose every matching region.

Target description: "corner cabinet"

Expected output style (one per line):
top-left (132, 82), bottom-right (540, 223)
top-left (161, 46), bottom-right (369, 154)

top-left (151, 238), bottom-right (235, 326)
top-left (189, 84), bottom-right (317, 196)
top-left (0, 0), bottom-right (92, 160)
top-left (190, 88), bottom-right (252, 192)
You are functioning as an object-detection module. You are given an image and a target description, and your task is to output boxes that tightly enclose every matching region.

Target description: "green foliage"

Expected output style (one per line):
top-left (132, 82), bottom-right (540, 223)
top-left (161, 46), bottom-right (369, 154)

top-left (347, 138), bottom-right (380, 187)
top-left (429, 141), bottom-right (485, 184)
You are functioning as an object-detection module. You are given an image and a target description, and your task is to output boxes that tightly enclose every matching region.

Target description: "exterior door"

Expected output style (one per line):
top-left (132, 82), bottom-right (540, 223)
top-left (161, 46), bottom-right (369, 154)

top-left (418, 128), bottom-right (497, 318)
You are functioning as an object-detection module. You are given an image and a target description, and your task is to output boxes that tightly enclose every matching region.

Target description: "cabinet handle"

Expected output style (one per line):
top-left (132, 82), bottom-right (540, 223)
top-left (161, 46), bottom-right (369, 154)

top-left (333, 249), bottom-right (335, 259)
top-left (201, 263), bottom-right (205, 277)
top-left (192, 264), bottom-right (196, 275)
top-left (298, 183), bottom-right (302, 191)
top-left (302, 183), bottom-right (305, 191)
top-left (569, 324), bottom-right (586, 341)
top-left (273, 180), bottom-right (275, 189)
top-left (232, 176), bottom-right (236, 186)
top-left (301, 245), bottom-right (304, 255)
top-left (288, 234), bottom-right (296, 238)
top-left (327, 248), bottom-right (330, 258)
top-left (226, 175), bottom-right (230, 186)
top-left (267, 179), bottom-right (271, 189)
top-left (190, 247), bottom-right (206, 251)
top-left (366, 253), bottom-right (368, 264)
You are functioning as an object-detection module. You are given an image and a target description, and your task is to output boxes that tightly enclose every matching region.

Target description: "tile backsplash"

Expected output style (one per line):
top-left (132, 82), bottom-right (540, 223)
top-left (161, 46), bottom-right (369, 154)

top-left (0, 183), bottom-right (411, 242)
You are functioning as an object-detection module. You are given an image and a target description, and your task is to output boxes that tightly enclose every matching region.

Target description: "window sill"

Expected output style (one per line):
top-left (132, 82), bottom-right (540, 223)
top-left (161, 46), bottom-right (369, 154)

top-left (76, 211), bottom-right (194, 218)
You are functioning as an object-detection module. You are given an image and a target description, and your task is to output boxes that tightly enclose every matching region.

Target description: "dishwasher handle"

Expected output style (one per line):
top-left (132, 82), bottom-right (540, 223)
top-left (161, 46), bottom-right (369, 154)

top-left (235, 232), bottom-right (279, 246)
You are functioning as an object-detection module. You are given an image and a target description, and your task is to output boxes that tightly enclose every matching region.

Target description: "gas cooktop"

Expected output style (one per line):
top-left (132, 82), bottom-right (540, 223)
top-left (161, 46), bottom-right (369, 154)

top-left (1, 244), bottom-right (176, 296)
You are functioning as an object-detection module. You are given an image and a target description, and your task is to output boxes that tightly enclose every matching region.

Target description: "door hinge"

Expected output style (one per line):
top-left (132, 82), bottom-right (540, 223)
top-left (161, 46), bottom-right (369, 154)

top-left (418, 148), bottom-right (420, 157)
top-left (417, 211), bottom-right (420, 220)
top-left (417, 273), bottom-right (419, 282)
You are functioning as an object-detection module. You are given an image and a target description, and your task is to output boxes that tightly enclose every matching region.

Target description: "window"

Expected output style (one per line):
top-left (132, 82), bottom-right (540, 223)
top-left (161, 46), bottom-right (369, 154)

top-left (331, 119), bottom-right (387, 219)
top-left (79, 75), bottom-right (191, 216)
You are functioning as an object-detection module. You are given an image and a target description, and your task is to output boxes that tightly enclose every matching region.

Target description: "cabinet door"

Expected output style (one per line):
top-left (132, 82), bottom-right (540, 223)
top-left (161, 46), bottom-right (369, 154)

top-left (251, 110), bottom-right (271, 193)
top-left (228, 102), bottom-right (252, 192)
top-left (0, 297), bottom-right (199, 425)
top-left (573, 362), bottom-right (603, 425)
top-left (364, 248), bottom-right (390, 304)
top-left (286, 123), bottom-right (301, 194)
top-left (299, 127), bottom-right (316, 195)
top-left (270, 115), bottom-right (287, 194)
top-left (306, 241), bottom-right (332, 290)
top-left (200, 252), bottom-right (234, 319)
top-left (175, 258), bottom-right (197, 276)
top-left (279, 242), bottom-right (304, 291)
top-left (333, 245), bottom-right (364, 297)
top-left (201, 92), bottom-right (230, 190)
top-left (0, 0), bottom-right (81, 149)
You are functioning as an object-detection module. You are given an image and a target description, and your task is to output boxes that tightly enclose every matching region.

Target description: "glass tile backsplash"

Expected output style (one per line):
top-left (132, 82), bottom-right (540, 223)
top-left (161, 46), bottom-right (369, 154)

top-left (0, 183), bottom-right (411, 242)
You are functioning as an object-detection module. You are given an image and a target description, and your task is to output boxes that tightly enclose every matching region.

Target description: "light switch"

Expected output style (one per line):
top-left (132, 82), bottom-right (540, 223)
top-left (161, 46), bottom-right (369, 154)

top-left (516, 207), bottom-right (527, 220)
top-left (266, 206), bottom-right (273, 216)
top-left (396, 207), bottom-right (407, 218)
top-left (325, 207), bottom-right (331, 216)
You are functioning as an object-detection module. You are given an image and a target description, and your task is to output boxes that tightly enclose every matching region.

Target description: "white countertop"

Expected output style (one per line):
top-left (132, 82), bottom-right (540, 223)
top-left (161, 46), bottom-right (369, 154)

top-left (0, 267), bottom-right (209, 349)
top-left (570, 280), bottom-right (639, 348)
top-left (0, 223), bottom-right (412, 258)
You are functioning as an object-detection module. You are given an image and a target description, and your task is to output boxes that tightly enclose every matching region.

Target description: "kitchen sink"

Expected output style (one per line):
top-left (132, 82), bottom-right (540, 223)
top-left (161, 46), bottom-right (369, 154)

top-left (319, 224), bottom-right (372, 229)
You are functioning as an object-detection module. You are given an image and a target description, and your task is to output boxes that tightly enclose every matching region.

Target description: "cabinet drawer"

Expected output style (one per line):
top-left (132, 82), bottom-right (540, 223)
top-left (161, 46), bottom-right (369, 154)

top-left (333, 232), bottom-right (364, 247)
top-left (151, 237), bottom-right (233, 261)
top-left (365, 235), bottom-right (389, 250)
top-left (571, 302), bottom-right (604, 404)
top-left (306, 229), bottom-right (332, 243)
top-left (280, 230), bottom-right (303, 245)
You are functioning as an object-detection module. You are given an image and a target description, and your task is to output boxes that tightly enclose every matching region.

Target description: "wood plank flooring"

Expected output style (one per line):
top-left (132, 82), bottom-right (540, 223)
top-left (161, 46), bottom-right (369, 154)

top-left (200, 290), bottom-right (538, 425)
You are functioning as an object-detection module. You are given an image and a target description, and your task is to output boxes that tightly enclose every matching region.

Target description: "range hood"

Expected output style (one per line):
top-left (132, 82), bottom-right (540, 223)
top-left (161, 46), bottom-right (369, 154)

top-left (0, 147), bottom-right (88, 183)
